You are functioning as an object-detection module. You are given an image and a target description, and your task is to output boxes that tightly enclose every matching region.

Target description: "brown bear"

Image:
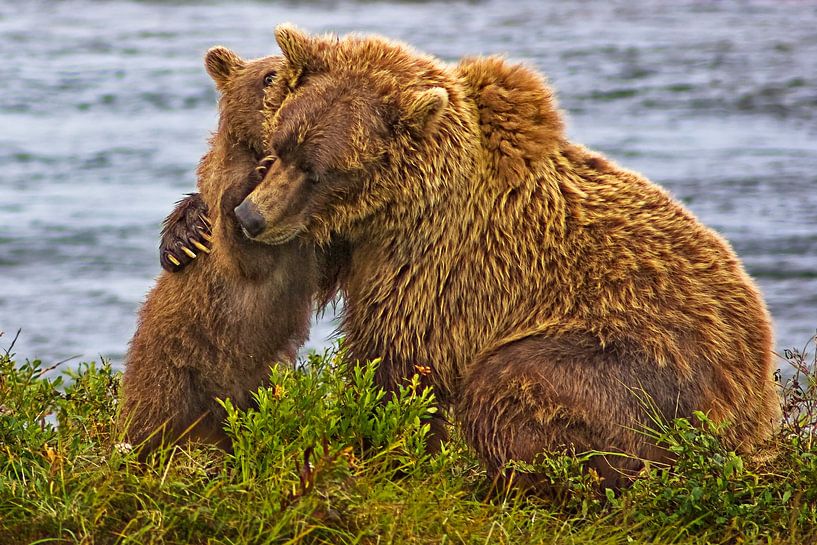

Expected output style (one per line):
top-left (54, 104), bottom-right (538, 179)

top-left (231, 25), bottom-right (781, 490)
top-left (120, 47), bottom-right (318, 456)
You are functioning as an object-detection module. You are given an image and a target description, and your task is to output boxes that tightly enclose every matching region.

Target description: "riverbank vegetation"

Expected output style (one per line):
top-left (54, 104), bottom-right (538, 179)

top-left (1, 331), bottom-right (816, 544)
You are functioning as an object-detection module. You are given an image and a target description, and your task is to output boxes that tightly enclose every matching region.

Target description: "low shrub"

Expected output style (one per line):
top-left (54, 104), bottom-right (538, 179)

top-left (1, 331), bottom-right (815, 544)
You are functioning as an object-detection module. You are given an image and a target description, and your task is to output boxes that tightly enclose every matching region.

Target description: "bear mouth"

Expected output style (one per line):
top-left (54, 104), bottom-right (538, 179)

top-left (254, 226), bottom-right (302, 246)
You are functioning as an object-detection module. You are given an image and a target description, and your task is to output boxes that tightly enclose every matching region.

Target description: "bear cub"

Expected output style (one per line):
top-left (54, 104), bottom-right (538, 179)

top-left (120, 47), bottom-right (317, 456)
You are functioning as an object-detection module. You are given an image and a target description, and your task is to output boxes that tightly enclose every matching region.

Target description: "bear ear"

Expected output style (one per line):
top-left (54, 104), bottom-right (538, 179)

top-left (205, 46), bottom-right (245, 91)
top-left (274, 23), bottom-right (319, 69)
top-left (403, 87), bottom-right (449, 136)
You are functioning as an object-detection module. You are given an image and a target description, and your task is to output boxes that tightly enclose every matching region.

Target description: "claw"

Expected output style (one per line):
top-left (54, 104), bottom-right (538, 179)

top-left (192, 240), bottom-right (211, 254)
top-left (198, 229), bottom-right (213, 242)
top-left (181, 246), bottom-right (197, 259)
top-left (167, 253), bottom-right (181, 267)
top-left (198, 213), bottom-right (211, 227)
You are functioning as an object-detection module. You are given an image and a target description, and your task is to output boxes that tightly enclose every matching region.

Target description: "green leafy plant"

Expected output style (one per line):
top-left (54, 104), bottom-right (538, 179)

top-left (1, 332), bottom-right (816, 545)
top-left (222, 349), bottom-right (437, 508)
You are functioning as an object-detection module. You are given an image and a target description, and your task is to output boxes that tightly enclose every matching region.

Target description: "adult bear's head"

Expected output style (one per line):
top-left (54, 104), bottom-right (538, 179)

top-left (233, 24), bottom-right (464, 247)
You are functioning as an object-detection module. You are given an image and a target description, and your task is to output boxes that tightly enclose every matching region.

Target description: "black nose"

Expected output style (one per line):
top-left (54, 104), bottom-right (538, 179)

top-left (234, 200), bottom-right (266, 238)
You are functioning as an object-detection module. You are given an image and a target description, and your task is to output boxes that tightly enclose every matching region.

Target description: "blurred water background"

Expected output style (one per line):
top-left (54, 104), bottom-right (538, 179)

top-left (1, 0), bottom-right (815, 369)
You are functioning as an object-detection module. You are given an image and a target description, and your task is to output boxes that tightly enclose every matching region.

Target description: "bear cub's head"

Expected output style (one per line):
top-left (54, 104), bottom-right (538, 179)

top-left (200, 46), bottom-right (286, 236)
top-left (232, 25), bottom-right (455, 247)
top-left (205, 46), bottom-right (283, 159)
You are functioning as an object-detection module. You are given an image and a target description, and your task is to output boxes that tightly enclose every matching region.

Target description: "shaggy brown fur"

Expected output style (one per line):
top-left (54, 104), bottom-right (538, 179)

top-left (121, 47), bottom-right (317, 456)
top-left (236, 26), bottom-right (780, 490)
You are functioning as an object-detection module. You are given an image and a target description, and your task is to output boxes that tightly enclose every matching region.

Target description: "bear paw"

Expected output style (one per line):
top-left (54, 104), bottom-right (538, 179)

top-left (159, 193), bottom-right (212, 272)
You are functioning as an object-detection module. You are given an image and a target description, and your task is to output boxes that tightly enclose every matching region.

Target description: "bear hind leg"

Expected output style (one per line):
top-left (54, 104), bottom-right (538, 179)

top-left (457, 336), bottom-right (670, 493)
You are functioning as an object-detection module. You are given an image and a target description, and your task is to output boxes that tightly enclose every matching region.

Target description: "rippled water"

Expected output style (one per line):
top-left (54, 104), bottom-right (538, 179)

top-left (1, 0), bottom-right (815, 368)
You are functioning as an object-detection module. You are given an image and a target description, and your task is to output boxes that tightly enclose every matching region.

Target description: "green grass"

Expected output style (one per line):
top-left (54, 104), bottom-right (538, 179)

top-left (1, 332), bottom-right (816, 545)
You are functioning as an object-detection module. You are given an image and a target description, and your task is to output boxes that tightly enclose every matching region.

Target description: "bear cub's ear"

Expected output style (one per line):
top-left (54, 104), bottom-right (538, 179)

top-left (403, 87), bottom-right (449, 137)
top-left (205, 46), bottom-right (246, 91)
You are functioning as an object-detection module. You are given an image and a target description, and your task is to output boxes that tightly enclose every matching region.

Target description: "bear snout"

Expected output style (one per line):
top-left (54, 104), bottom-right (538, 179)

top-left (234, 200), bottom-right (266, 238)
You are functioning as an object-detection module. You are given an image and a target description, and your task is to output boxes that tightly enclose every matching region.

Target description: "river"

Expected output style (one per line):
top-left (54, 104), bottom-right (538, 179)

top-left (1, 0), bottom-right (815, 369)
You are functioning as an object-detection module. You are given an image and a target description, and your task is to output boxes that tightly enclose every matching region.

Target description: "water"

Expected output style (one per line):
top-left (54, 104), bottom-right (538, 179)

top-left (1, 0), bottom-right (815, 368)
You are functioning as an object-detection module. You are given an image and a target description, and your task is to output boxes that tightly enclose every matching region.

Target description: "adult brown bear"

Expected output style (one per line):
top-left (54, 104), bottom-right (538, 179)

top-left (230, 25), bottom-right (780, 490)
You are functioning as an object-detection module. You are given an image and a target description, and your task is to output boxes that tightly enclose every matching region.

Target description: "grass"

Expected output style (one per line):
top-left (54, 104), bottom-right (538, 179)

top-left (1, 330), bottom-right (816, 545)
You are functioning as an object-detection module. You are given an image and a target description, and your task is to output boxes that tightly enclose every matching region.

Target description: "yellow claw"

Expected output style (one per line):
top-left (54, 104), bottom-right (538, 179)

top-left (192, 240), bottom-right (211, 254)
top-left (198, 229), bottom-right (213, 242)
top-left (198, 213), bottom-right (211, 226)
top-left (167, 254), bottom-right (181, 266)
top-left (181, 246), bottom-right (197, 259)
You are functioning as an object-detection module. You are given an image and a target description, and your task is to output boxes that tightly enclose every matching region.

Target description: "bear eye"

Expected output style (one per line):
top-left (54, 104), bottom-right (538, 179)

top-left (263, 72), bottom-right (276, 86)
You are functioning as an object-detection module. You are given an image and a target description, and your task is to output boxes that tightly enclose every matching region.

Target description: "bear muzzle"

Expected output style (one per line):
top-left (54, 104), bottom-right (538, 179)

top-left (234, 200), bottom-right (267, 239)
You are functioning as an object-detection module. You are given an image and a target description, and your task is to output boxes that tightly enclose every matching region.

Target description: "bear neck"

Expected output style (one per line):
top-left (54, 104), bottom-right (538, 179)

top-left (339, 84), bottom-right (583, 399)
